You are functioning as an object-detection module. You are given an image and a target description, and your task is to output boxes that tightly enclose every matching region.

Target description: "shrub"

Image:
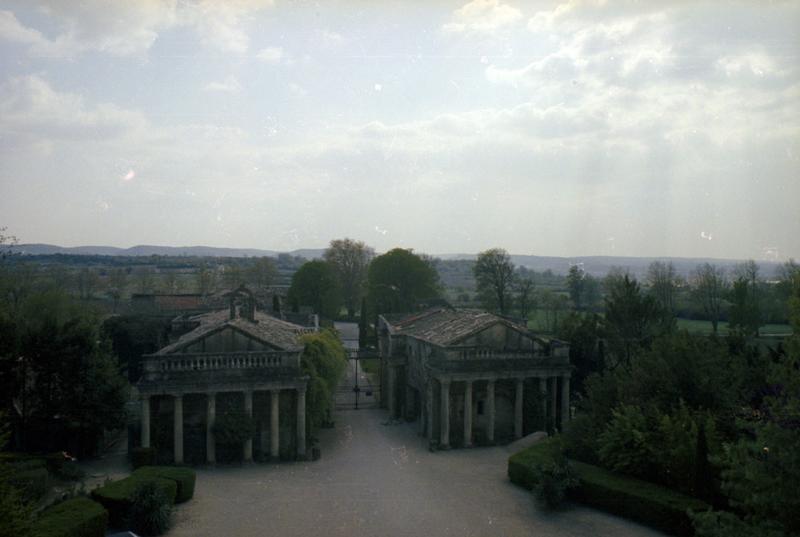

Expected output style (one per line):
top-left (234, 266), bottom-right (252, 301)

top-left (572, 461), bottom-right (707, 536)
top-left (9, 468), bottom-right (49, 502)
top-left (509, 441), bottom-right (709, 536)
top-left (129, 480), bottom-right (172, 536)
top-left (90, 475), bottom-right (176, 528)
top-left (133, 466), bottom-right (195, 503)
top-left (535, 457), bottom-right (579, 509)
top-left (31, 497), bottom-right (108, 537)
top-left (131, 447), bottom-right (157, 470)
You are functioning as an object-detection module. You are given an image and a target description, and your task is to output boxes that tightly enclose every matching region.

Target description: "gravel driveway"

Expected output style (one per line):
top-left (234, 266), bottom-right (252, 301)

top-left (167, 409), bottom-right (664, 537)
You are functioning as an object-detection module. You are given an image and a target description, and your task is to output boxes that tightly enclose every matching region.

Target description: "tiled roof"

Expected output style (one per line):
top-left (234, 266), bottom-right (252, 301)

top-left (386, 308), bottom-right (532, 347)
top-left (154, 309), bottom-right (310, 354)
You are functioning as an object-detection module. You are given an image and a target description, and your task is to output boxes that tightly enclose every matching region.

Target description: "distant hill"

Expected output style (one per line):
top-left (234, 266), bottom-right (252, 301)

top-left (11, 244), bottom-right (781, 277)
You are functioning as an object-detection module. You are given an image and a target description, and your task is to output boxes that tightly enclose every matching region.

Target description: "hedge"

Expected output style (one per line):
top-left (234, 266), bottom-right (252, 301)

top-left (131, 447), bottom-right (157, 470)
top-left (31, 497), bottom-right (108, 537)
top-left (91, 475), bottom-right (176, 528)
top-left (8, 467), bottom-right (49, 501)
top-left (134, 466), bottom-right (196, 503)
top-left (508, 440), bottom-right (709, 536)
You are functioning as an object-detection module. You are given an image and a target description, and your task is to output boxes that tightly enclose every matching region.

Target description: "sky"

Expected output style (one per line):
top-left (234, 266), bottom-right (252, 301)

top-left (0, 0), bottom-right (798, 260)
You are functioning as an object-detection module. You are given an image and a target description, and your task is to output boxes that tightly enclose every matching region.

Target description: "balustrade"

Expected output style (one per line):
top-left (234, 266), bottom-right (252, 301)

top-left (145, 351), bottom-right (298, 374)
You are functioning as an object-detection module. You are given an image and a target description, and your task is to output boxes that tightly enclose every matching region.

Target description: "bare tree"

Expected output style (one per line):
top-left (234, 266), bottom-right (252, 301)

top-left (474, 248), bottom-right (516, 315)
top-left (107, 268), bottom-right (128, 312)
top-left (247, 257), bottom-right (278, 295)
top-left (515, 277), bottom-right (536, 320)
top-left (324, 238), bottom-right (375, 319)
top-left (133, 266), bottom-right (155, 294)
top-left (77, 267), bottom-right (100, 300)
top-left (691, 263), bottom-right (727, 334)
top-left (647, 261), bottom-right (679, 314)
top-left (197, 262), bottom-right (218, 296)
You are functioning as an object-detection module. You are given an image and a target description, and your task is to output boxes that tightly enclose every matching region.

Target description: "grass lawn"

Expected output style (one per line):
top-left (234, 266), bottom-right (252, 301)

top-left (676, 318), bottom-right (792, 336)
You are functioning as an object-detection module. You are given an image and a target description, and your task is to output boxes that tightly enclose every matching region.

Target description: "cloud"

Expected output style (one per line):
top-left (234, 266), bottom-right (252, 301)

top-left (0, 0), bottom-right (275, 57)
top-left (255, 46), bottom-right (284, 63)
top-left (442, 0), bottom-right (522, 35)
top-left (0, 75), bottom-right (147, 148)
top-left (203, 75), bottom-right (242, 93)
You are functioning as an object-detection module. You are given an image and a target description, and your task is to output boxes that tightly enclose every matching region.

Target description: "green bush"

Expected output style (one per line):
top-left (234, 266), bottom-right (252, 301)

top-left (129, 480), bottom-right (172, 536)
top-left (509, 440), bottom-right (708, 536)
top-left (131, 447), bottom-right (157, 470)
top-left (507, 437), bottom-right (562, 490)
top-left (90, 475), bottom-right (176, 528)
top-left (572, 461), bottom-right (708, 536)
top-left (535, 457), bottom-right (579, 509)
top-left (31, 497), bottom-right (108, 537)
top-left (133, 466), bottom-right (195, 503)
top-left (9, 468), bottom-right (49, 502)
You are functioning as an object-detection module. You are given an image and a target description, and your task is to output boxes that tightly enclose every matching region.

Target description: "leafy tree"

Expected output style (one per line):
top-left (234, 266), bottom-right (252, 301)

top-left (514, 277), bottom-right (535, 319)
top-left (473, 248), bottom-right (515, 314)
top-left (557, 312), bottom-right (603, 394)
top-left (693, 274), bottom-right (800, 536)
top-left (566, 265), bottom-right (587, 310)
top-left (691, 263), bottom-right (727, 334)
top-left (324, 238), bottom-right (374, 319)
top-left (246, 257), bottom-right (278, 295)
top-left (728, 278), bottom-right (761, 336)
top-left (221, 263), bottom-right (244, 290)
top-left (602, 274), bottom-right (665, 370)
top-left (0, 412), bottom-right (33, 537)
top-left (366, 248), bottom-right (440, 315)
top-left (288, 260), bottom-right (342, 319)
top-left (76, 267), bottom-right (100, 300)
top-left (299, 330), bottom-right (348, 430)
top-left (1, 290), bottom-right (128, 455)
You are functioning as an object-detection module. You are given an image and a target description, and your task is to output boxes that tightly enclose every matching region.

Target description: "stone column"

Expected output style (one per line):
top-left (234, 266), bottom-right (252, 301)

top-left (539, 377), bottom-right (548, 430)
top-left (270, 390), bottom-right (280, 459)
top-left (296, 388), bottom-right (307, 458)
top-left (514, 378), bottom-right (524, 439)
top-left (486, 380), bottom-right (495, 444)
top-left (426, 382), bottom-right (433, 441)
top-left (206, 393), bottom-right (216, 464)
top-left (387, 365), bottom-right (397, 419)
top-left (243, 390), bottom-right (253, 462)
top-left (173, 394), bottom-right (184, 464)
top-left (141, 395), bottom-right (151, 448)
top-left (463, 380), bottom-right (473, 447)
top-left (560, 376), bottom-right (571, 431)
top-left (551, 377), bottom-right (558, 426)
top-left (440, 380), bottom-right (450, 449)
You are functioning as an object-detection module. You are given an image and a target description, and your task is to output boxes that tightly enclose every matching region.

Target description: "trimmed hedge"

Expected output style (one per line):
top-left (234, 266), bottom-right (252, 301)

top-left (31, 497), bottom-right (108, 537)
top-left (91, 475), bottom-right (176, 528)
top-left (9, 467), bottom-right (49, 501)
top-left (131, 447), bottom-right (157, 470)
top-left (134, 466), bottom-right (196, 503)
top-left (508, 440), bottom-right (709, 536)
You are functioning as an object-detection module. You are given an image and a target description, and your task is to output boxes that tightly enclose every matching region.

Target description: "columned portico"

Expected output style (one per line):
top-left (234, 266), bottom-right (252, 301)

top-left (514, 378), bottom-right (524, 439)
top-left (463, 380), bottom-right (473, 447)
top-left (440, 380), bottom-right (450, 449)
top-left (173, 394), bottom-right (184, 464)
top-left (486, 380), bottom-right (495, 444)
top-left (243, 390), bottom-right (253, 462)
top-left (206, 392), bottom-right (216, 464)
top-left (141, 396), bottom-right (151, 449)
top-left (539, 377), bottom-right (547, 423)
top-left (560, 375), bottom-right (571, 430)
top-left (297, 388), bottom-right (307, 458)
top-left (270, 390), bottom-right (280, 459)
top-left (387, 365), bottom-right (397, 419)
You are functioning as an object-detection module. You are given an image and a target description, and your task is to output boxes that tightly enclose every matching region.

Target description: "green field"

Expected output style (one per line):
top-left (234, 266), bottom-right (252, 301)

top-left (675, 318), bottom-right (792, 336)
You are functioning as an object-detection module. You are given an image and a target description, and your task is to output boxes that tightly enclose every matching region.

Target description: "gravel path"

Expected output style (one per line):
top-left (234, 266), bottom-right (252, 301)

top-left (167, 409), bottom-right (665, 537)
